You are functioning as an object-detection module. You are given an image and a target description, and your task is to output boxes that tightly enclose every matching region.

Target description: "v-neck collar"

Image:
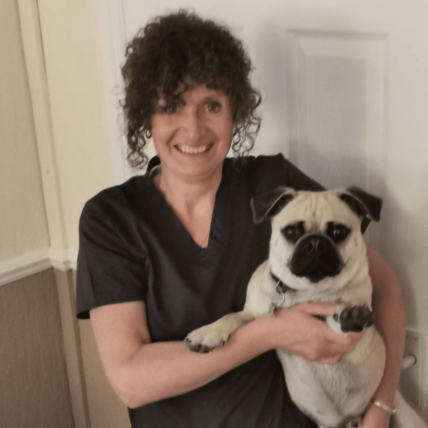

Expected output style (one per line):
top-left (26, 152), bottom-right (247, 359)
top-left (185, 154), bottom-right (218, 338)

top-left (142, 158), bottom-right (232, 257)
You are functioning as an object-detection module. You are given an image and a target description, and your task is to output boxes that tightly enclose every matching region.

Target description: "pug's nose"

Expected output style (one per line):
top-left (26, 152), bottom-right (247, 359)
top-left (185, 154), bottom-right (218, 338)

top-left (303, 236), bottom-right (328, 254)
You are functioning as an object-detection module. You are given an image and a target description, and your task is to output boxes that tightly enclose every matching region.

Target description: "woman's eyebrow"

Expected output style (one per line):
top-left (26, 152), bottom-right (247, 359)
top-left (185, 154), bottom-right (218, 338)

top-left (203, 94), bottom-right (225, 102)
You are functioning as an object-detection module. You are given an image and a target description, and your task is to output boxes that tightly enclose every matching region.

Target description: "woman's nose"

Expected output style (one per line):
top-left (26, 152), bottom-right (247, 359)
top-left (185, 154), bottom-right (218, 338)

top-left (182, 109), bottom-right (205, 142)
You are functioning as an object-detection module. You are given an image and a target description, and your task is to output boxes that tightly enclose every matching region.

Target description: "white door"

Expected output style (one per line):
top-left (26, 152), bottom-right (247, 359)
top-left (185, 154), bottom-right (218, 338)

top-left (98, 0), bottom-right (428, 423)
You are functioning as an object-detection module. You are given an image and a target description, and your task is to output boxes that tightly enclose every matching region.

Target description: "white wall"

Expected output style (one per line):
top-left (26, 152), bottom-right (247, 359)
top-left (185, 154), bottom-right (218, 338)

top-left (104, 0), bottom-right (428, 420)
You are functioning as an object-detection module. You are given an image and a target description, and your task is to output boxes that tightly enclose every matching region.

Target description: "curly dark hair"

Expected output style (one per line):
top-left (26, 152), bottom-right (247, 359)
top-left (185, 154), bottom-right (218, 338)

top-left (121, 10), bottom-right (262, 169)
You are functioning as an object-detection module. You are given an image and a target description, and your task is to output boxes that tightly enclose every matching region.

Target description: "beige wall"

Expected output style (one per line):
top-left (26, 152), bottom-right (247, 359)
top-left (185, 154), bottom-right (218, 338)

top-left (1, 0), bottom-right (129, 426)
top-left (37, 0), bottom-right (114, 252)
top-left (0, 1), bottom-right (75, 426)
top-left (0, 270), bottom-right (74, 428)
top-left (0, 0), bottom-right (49, 260)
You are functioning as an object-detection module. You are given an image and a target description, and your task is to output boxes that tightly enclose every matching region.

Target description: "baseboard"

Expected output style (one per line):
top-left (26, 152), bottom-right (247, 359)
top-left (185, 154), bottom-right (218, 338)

top-left (0, 248), bottom-right (78, 287)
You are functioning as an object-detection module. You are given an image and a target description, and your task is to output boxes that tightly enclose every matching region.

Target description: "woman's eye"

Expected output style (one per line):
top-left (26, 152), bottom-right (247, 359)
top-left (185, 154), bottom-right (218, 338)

top-left (156, 104), bottom-right (179, 115)
top-left (164, 105), bottom-right (179, 115)
top-left (205, 102), bottom-right (221, 113)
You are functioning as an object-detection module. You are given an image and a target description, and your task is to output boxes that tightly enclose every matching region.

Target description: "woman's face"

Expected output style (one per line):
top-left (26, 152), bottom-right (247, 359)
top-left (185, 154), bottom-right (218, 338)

top-left (151, 85), bottom-right (233, 183)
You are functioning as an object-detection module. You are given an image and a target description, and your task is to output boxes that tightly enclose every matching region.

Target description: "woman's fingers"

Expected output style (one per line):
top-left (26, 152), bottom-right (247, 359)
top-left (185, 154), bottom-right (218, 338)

top-left (292, 301), bottom-right (337, 316)
top-left (271, 303), bottom-right (362, 363)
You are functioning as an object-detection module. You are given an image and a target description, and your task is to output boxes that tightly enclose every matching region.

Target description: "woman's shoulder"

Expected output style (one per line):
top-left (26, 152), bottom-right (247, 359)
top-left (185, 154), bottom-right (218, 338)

top-left (226, 153), bottom-right (285, 169)
top-left (225, 153), bottom-right (323, 193)
top-left (224, 153), bottom-right (286, 179)
top-left (80, 176), bottom-right (153, 222)
top-left (225, 153), bottom-right (286, 182)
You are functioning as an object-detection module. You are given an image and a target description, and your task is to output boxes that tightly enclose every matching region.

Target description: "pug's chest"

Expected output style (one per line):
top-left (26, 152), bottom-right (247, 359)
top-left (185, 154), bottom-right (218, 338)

top-left (276, 348), bottom-right (376, 428)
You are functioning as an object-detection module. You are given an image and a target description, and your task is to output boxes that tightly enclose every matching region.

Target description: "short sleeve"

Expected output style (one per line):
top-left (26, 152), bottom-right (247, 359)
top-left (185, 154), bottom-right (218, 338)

top-left (76, 199), bottom-right (147, 319)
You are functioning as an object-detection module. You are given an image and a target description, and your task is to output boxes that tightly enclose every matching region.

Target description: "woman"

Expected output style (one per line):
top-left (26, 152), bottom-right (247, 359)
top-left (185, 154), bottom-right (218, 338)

top-left (76, 11), bottom-right (405, 428)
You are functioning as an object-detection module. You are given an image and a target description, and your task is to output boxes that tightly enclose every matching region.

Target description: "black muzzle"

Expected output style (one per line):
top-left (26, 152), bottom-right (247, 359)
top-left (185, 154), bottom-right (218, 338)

top-left (289, 234), bottom-right (343, 283)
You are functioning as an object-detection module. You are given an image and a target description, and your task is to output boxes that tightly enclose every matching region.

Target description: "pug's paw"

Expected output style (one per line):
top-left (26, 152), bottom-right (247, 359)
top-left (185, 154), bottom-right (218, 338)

top-left (334, 305), bottom-right (374, 333)
top-left (184, 324), bottom-right (229, 353)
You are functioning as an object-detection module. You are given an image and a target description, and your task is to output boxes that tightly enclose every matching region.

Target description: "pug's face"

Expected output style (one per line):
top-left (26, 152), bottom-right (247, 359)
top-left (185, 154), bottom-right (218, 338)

top-left (251, 187), bottom-right (382, 291)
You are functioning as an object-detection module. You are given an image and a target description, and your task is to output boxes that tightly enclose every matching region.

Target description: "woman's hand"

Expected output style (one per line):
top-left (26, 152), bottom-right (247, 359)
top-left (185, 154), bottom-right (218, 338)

top-left (267, 302), bottom-right (361, 364)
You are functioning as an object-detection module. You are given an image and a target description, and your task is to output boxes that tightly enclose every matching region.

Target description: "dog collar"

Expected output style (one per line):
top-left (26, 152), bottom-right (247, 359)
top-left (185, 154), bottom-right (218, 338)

top-left (270, 271), bottom-right (295, 293)
top-left (270, 271), bottom-right (296, 308)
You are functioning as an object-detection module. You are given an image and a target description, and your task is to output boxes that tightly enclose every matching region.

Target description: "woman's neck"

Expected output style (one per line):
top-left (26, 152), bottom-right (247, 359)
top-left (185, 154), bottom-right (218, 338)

top-left (152, 168), bottom-right (222, 247)
top-left (153, 167), bottom-right (221, 212)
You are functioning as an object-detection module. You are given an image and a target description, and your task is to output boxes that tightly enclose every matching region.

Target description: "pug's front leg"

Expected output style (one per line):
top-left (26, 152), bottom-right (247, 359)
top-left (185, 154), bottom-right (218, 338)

top-left (185, 311), bottom-right (254, 353)
top-left (327, 305), bottom-right (374, 334)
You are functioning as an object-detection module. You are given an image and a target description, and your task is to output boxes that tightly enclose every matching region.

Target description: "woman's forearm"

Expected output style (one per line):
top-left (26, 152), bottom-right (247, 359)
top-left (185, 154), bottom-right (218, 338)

top-left (91, 301), bottom-right (278, 409)
top-left (91, 300), bottom-right (357, 409)
top-left (119, 318), bottom-right (272, 408)
top-left (362, 247), bottom-right (406, 426)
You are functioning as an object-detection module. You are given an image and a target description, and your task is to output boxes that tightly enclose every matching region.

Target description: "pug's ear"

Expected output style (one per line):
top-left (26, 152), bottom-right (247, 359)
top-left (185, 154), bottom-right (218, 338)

top-left (339, 187), bottom-right (383, 222)
top-left (251, 187), bottom-right (296, 224)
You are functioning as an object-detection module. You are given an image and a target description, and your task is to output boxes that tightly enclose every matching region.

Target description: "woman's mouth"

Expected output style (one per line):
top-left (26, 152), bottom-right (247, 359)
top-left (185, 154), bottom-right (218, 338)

top-left (175, 144), bottom-right (213, 154)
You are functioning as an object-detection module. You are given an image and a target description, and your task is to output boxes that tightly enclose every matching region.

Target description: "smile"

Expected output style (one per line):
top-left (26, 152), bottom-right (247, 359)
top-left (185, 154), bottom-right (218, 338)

top-left (175, 144), bottom-right (213, 154)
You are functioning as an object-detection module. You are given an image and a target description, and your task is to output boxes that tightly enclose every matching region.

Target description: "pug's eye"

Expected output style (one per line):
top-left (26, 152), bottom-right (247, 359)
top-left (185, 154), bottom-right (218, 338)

top-left (282, 223), bottom-right (305, 243)
top-left (327, 223), bottom-right (350, 243)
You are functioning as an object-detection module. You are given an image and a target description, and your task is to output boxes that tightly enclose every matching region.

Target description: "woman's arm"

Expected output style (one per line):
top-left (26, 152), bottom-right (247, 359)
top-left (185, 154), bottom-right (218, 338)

top-left (362, 247), bottom-right (406, 428)
top-left (90, 299), bottom-right (358, 409)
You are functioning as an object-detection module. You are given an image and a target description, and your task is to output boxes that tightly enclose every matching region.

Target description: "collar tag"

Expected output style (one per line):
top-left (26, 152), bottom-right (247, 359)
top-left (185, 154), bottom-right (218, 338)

top-left (269, 271), bottom-right (297, 308)
top-left (270, 284), bottom-right (286, 307)
top-left (270, 271), bottom-right (296, 293)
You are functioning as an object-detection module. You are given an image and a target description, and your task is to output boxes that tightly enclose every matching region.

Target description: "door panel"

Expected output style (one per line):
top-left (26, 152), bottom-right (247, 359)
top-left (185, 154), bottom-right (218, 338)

top-left (287, 31), bottom-right (387, 246)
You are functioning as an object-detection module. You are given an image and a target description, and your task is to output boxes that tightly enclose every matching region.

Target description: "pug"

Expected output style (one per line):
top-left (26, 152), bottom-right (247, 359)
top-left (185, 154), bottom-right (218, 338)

top-left (185, 187), bottom-right (426, 428)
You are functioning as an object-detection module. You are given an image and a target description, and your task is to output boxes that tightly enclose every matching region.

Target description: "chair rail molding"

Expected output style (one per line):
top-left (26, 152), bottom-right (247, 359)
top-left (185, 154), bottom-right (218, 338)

top-left (0, 248), bottom-right (78, 287)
